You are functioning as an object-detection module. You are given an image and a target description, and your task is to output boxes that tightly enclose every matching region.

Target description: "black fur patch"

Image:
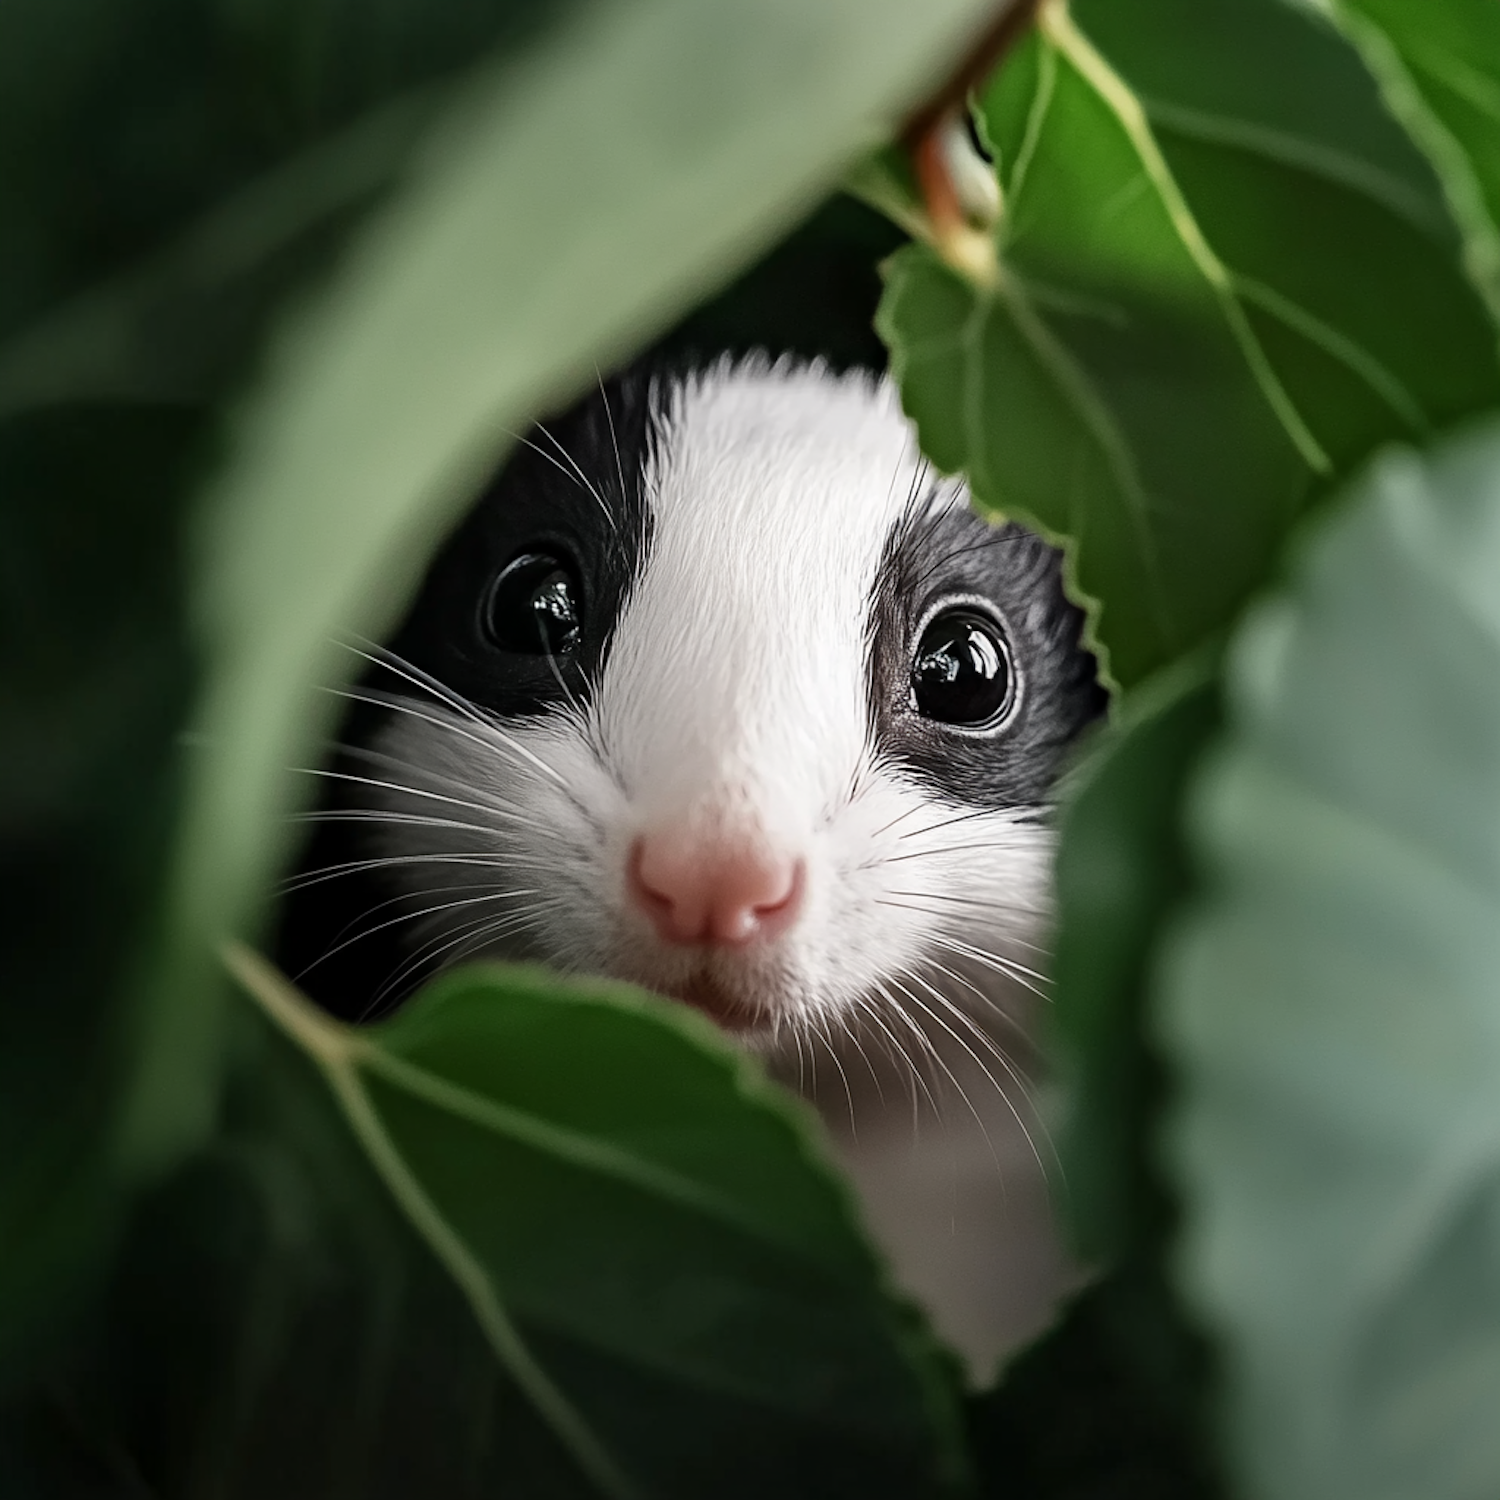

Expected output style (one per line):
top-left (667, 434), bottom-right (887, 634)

top-left (276, 371), bottom-right (660, 1018)
top-left (867, 493), bottom-right (1104, 810)
top-left (382, 368), bottom-right (658, 716)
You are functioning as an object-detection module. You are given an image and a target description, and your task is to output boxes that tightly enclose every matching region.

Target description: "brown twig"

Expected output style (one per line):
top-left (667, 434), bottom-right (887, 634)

top-left (898, 0), bottom-right (1042, 284)
top-left (902, 0), bottom-right (1043, 148)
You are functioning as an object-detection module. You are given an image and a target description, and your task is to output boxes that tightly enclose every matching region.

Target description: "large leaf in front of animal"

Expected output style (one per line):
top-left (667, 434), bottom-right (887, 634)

top-left (879, 0), bottom-right (1500, 691)
top-left (1161, 418), bottom-right (1500, 1500)
top-left (36, 954), bottom-right (960, 1499)
top-left (1333, 0), bottom-right (1500, 327)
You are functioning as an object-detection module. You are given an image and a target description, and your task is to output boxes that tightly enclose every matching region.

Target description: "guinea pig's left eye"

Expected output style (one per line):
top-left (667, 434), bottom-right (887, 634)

top-left (481, 549), bottom-right (582, 655)
top-left (910, 607), bottom-right (1014, 727)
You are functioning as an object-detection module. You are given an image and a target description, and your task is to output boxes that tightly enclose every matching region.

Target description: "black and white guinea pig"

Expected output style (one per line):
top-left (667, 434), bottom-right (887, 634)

top-left (285, 355), bottom-right (1100, 1054)
top-left (281, 354), bottom-right (1104, 1369)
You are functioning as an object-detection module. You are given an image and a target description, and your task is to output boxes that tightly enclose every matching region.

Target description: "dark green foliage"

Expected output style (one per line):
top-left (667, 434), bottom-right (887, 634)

top-left (1051, 663), bottom-right (1221, 1266)
top-left (0, 404), bottom-right (203, 1373)
top-left (0, 0), bottom-right (569, 340)
top-left (969, 1276), bottom-right (1220, 1500)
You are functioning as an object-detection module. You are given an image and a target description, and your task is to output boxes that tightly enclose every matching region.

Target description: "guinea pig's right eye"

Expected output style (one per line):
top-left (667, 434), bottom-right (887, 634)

top-left (480, 549), bottom-right (582, 656)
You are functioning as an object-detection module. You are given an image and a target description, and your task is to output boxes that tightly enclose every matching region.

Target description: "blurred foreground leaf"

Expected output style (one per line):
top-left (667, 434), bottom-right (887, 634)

top-left (123, 0), bottom-right (1001, 1183)
top-left (1163, 417), bottom-right (1500, 1500)
top-left (0, 0), bottom-right (570, 347)
top-left (0, 0), bottom-right (568, 1371)
top-left (879, 0), bottom-right (1500, 691)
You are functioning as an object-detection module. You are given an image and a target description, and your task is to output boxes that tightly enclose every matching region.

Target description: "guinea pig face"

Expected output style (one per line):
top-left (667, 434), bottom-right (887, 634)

top-left (361, 359), bottom-right (1099, 1051)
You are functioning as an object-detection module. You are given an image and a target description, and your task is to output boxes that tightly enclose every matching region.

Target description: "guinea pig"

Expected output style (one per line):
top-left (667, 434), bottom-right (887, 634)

top-left (279, 353), bottom-right (1103, 1368)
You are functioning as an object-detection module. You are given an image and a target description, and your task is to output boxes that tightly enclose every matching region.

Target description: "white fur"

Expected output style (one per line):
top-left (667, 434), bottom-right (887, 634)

top-left (369, 361), bottom-right (1052, 1050)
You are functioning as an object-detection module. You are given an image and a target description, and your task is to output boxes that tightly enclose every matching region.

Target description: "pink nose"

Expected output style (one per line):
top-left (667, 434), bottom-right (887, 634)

top-left (627, 831), bottom-right (804, 947)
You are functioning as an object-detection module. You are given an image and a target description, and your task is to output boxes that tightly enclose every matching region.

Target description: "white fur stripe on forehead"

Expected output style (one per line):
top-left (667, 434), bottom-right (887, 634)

top-left (592, 359), bottom-right (954, 835)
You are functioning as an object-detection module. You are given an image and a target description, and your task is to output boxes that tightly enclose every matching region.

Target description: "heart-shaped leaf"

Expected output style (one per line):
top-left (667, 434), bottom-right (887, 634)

top-left (878, 0), bottom-right (1500, 691)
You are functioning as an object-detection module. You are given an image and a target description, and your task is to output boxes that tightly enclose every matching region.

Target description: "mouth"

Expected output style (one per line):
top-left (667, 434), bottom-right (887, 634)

top-left (660, 971), bottom-right (767, 1035)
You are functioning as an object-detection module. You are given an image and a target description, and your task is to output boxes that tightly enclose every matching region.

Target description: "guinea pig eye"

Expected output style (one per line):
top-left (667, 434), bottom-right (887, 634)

top-left (481, 550), bottom-right (582, 655)
top-left (910, 607), bottom-right (1013, 727)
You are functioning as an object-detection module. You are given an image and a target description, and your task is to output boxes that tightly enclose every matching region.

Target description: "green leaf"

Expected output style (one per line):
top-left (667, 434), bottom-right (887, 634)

top-left (0, 0), bottom-right (570, 343)
top-left (117, 0), bottom-right (1006, 1188)
top-left (0, 92), bottom-right (435, 413)
top-left (878, 0), bottom-right (1500, 691)
top-left (166, 951), bottom-right (964, 1498)
top-left (1333, 0), bottom-right (1500, 328)
top-left (1161, 418), bottom-right (1500, 1500)
top-left (1052, 657), bottom-right (1221, 1263)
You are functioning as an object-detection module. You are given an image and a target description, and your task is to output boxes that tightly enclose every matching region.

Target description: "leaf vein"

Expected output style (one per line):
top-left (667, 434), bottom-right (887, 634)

top-left (358, 1044), bottom-right (811, 1256)
top-left (1140, 96), bottom-right (1442, 231)
top-left (1331, 3), bottom-right (1500, 332)
top-left (1230, 273), bottom-right (1428, 435)
top-left (1040, 0), bottom-right (1332, 475)
top-left (226, 944), bottom-right (635, 1500)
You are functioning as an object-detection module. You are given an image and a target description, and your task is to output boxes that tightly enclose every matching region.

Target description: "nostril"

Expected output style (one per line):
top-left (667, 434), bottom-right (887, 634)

top-left (626, 836), bottom-right (699, 941)
top-left (627, 832), bottom-right (804, 948)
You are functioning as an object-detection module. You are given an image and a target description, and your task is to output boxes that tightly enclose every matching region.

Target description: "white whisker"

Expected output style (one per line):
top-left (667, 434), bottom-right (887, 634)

top-left (280, 850), bottom-right (529, 895)
top-left (531, 421), bottom-right (620, 536)
top-left (595, 365), bottom-right (630, 521)
top-left (293, 765), bottom-right (558, 836)
top-left (299, 885), bottom-right (538, 979)
top-left (884, 973), bottom-right (1012, 1181)
top-left (331, 681), bottom-right (574, 793)
top-left (927, 934), bottom-right (1051, 996)
top-left (810, 1017), bottom-right (859, 1137)
top-left (892, 967), bottom-right (1051, 1180)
